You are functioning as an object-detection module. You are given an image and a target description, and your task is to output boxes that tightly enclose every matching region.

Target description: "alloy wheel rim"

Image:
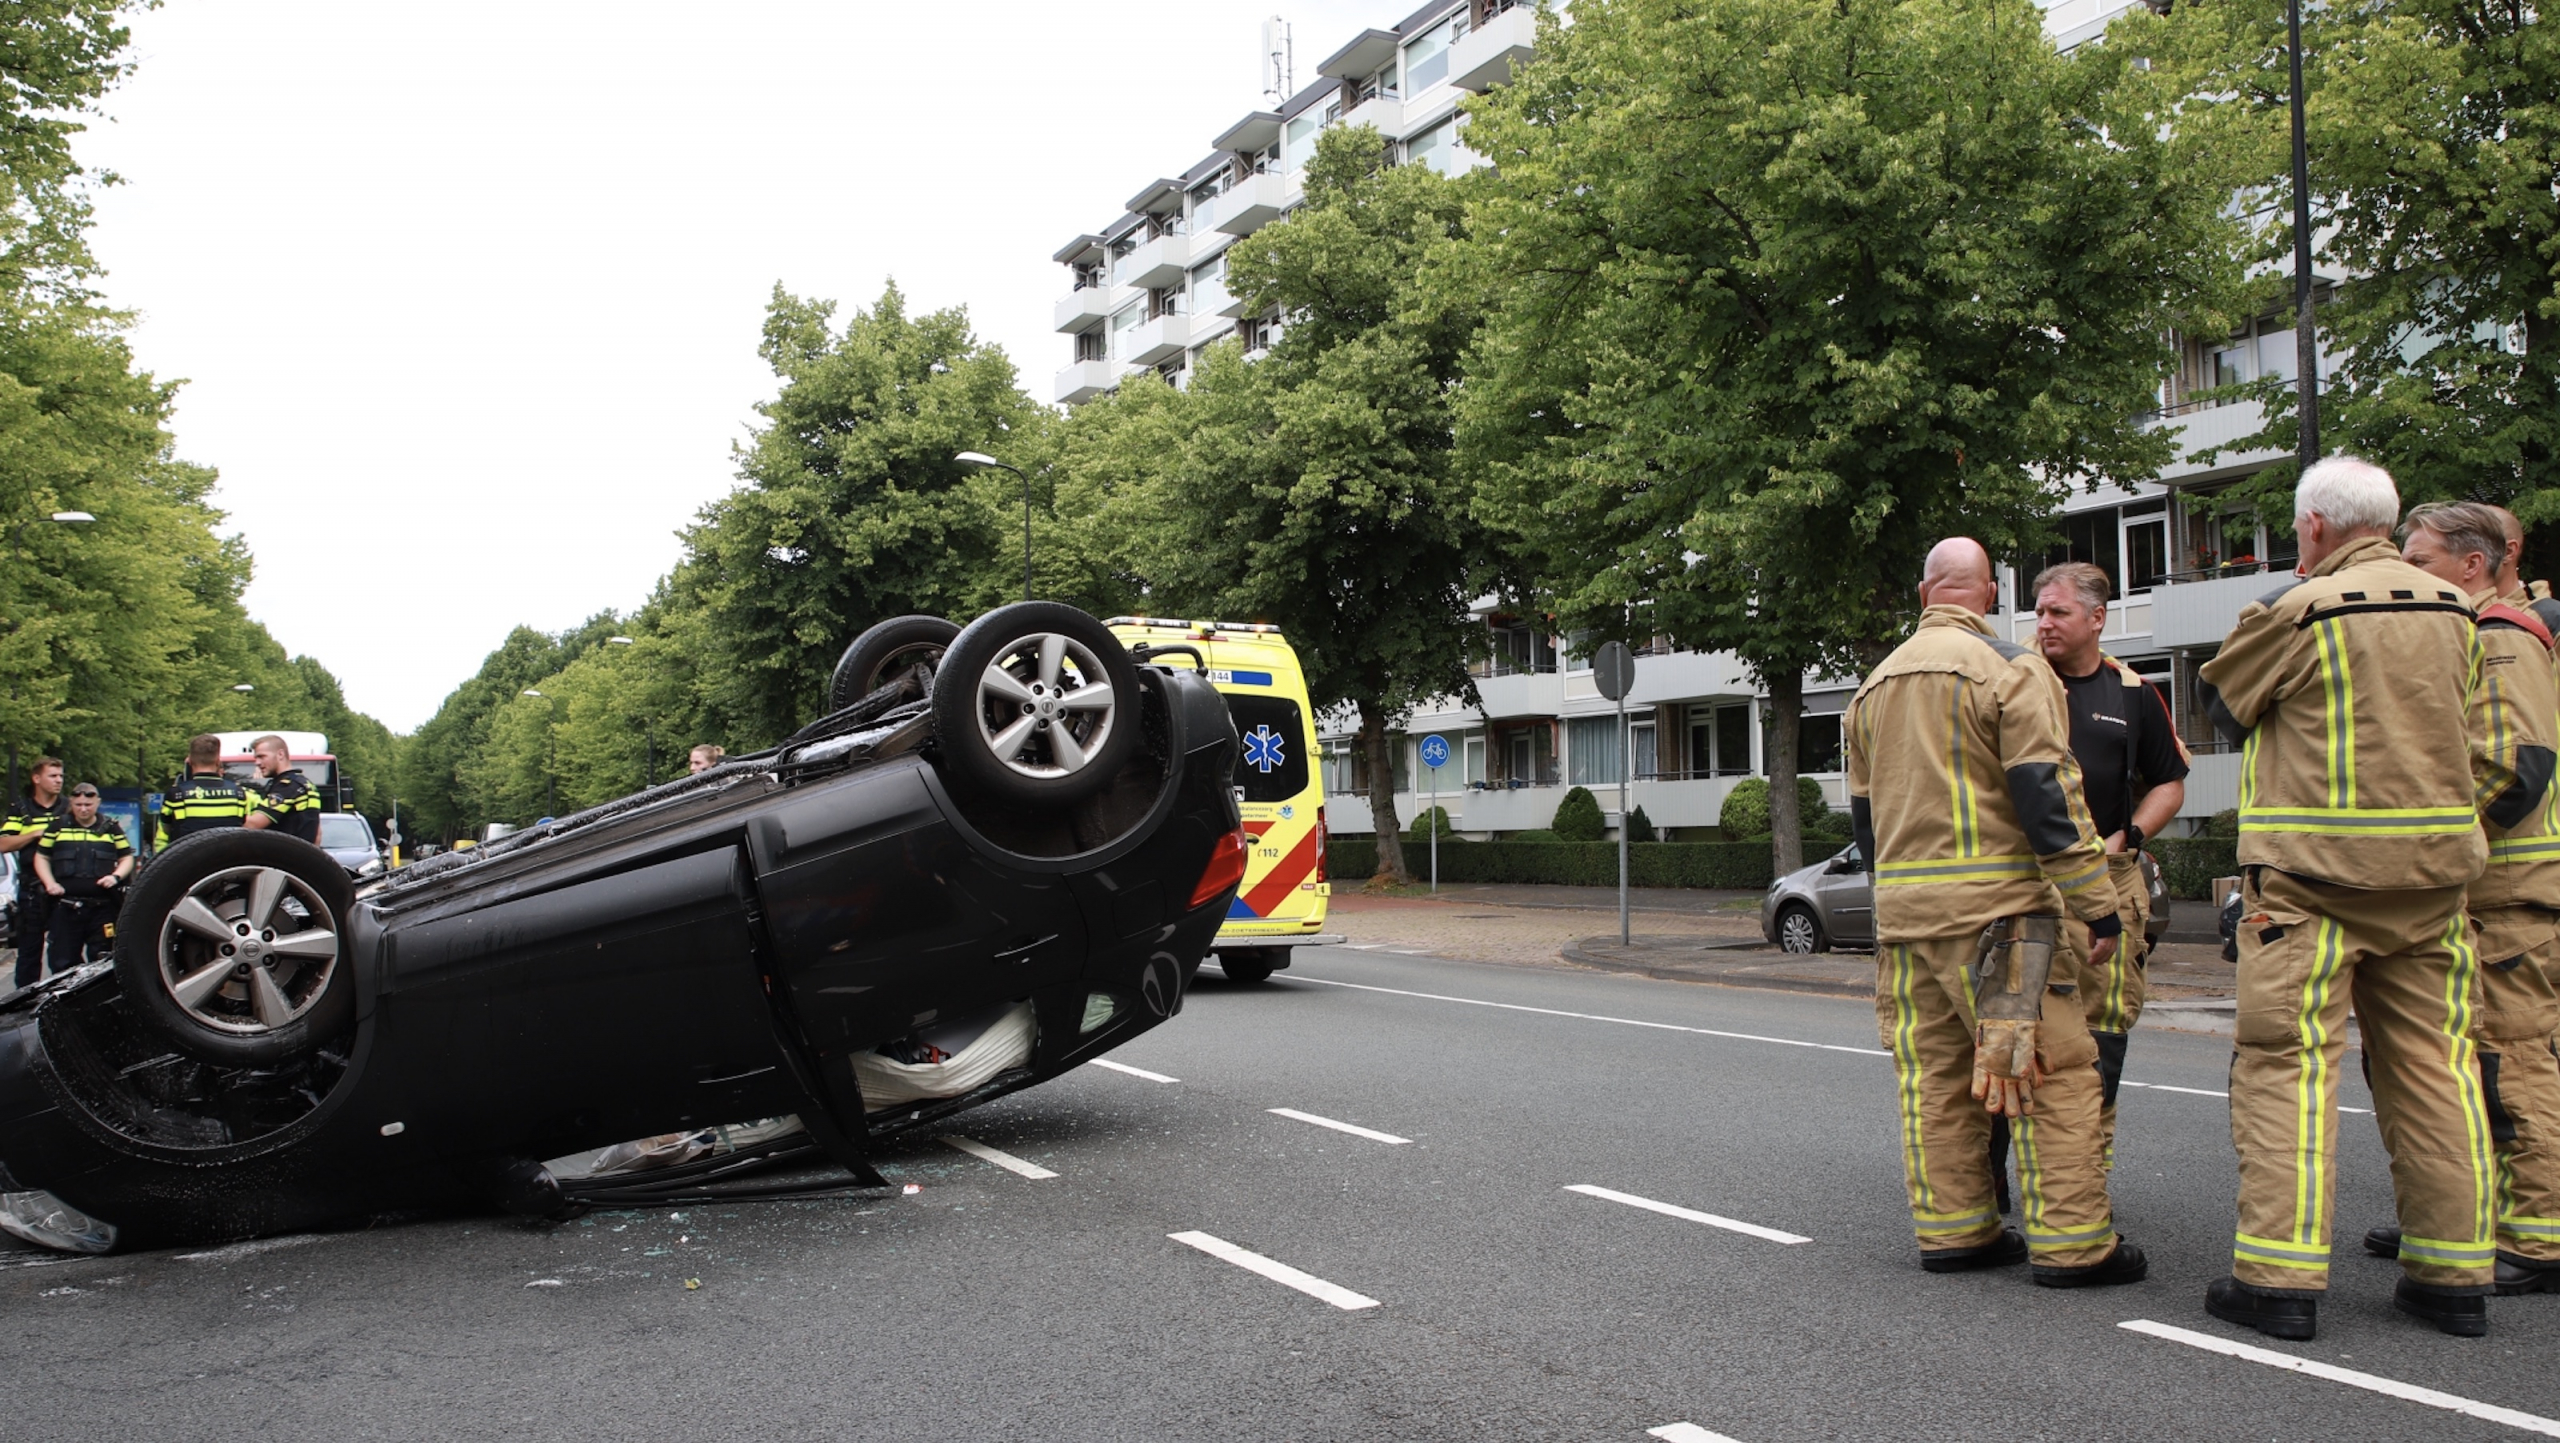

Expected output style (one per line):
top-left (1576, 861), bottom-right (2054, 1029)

top-left (973, 632), bottom-right (1117, 780)
top-left (1780, 912), bottom-right (1815, 952)
top-left (155, 865), bottom-right (340, 1035)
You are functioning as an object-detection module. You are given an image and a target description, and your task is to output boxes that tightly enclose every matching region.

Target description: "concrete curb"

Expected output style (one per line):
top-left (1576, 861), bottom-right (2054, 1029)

top-left (1559, 937), bottom-right (1877, 999)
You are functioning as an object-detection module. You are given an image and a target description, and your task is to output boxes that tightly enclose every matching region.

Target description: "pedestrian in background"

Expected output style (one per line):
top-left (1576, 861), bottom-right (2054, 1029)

top-left (2199, 456), bottom-right (2505, 1341)
top-left (1845, 537), bottom-right (2145, 1286)
top-left (689, 744), bottom-right (725, 775)
top-left (239, 734), bottom-right (320, 844)
top-left (153, 733), bottom-right (249, 850)
top-left (32, 783), bottom-right (132, 978)
top-left (2031, 560), bottom-right (2190, 1163)
top-left (2363, 501), bottom-right (2560, 1298)
top-left (2, 757), bottom-right (67, 985)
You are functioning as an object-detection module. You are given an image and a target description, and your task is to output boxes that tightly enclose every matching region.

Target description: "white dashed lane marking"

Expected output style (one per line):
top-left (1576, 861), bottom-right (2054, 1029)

top-left (2120, 1079), bottom-right (2370, 1115)
top-left (1087, 1057), bottom-right (1179, 1083)
top-left (2122, 1320), bottom-right (2560, 1436)
top-left (1566, 1184), bottom-right (1811, 1245)
top-left (938, 1135), bottom-right (1058, 1179)
top-left (1169, 1230), bottom-right (1381, 1311)
top-left (1649, 1425), bottom-right (1748, 1443)
top-left (1268, 1108), bottom-right (1412, 1145)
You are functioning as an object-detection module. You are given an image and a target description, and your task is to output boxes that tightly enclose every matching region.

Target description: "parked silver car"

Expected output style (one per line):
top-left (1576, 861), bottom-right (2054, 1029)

top-left (1761, 843), bottom-right (2170, 953)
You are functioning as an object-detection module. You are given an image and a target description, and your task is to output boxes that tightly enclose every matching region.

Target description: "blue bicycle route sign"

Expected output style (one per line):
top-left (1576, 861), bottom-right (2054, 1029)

top-left (1419, 735), bottom-right (1451, 769)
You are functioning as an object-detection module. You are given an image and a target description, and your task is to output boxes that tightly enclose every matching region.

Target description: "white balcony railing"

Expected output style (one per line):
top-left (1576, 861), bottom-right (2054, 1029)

top-left (1450, 4), bottom-right (1537, 91)
top-left (1121, 313), bottom-right (1190, 366)
top-left (1208, 171), bottom-right (1289, 236)
top-left (1114, 233), bottom-right (1189, 291)
top-left (1053, 287), bottom-right (1112, 334)
top-left (1054, 359), bottom-right (1116, 405)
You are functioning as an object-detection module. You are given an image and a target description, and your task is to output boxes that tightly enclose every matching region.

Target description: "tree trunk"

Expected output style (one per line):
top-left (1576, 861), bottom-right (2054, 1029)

top-left (1766, 669), bottom-right (1804, 876)
top-left (1361, 704), bottom-right (1409, 885)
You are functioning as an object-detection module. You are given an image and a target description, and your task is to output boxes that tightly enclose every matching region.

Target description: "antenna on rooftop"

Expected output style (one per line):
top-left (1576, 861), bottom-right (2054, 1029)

top-left (1261, 16), bottom-right (1293, 105)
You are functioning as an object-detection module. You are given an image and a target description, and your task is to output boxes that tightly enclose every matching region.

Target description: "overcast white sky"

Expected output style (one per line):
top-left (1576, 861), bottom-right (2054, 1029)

top-left (80, 0), bottom-right (1391, 730)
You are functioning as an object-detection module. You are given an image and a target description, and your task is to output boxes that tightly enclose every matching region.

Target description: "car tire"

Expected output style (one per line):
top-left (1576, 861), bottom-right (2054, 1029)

top-left (110, 829), bottom-right (356, 1067)
top-left (1218, 952), bottom-right (1275, 984)
top-left (829, 614), bottom-right (961, 712)
top-left (1774, 903), bottom-right (1827, 955)
top-left (931, 601), bottom-right (1143, 808)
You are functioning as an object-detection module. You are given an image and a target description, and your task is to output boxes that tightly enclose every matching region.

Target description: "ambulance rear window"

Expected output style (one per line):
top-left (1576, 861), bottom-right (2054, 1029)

top-left (1226, 696), bottom-right (1310, 803)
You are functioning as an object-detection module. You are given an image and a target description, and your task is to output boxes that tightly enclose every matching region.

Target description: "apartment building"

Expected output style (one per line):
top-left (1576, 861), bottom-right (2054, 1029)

top-left (1049, 0), bottom-right (1539, 406)
top-left (1049, 0), bottom-right (2347, 842)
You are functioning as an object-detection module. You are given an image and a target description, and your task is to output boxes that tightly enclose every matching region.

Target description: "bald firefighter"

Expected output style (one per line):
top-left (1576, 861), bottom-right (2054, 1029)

top-left (2359, 503), bottom-right (2560, 1297)
top-left (2200, 458), bottom-right (2510, 1341)
top-left (1846, 537), bottom-right (2146, 1286)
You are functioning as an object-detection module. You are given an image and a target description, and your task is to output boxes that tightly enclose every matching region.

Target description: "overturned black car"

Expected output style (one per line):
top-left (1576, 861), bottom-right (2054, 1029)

top-left (0, 603), bottom-right (1245, 1250)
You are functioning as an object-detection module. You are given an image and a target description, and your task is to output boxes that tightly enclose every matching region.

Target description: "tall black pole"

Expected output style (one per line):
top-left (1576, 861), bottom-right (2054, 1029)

top-left (2287, 0), bottom-right (2320, 467)
top-left (1024, 470), bottom-right (1033, 602)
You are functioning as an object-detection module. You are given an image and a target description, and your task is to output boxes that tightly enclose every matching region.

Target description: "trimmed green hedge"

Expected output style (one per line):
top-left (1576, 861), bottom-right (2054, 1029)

top-left (1326, 839), bottom-right (1775, 890)
top-left (2148, 837), bottom-right (2238, 901)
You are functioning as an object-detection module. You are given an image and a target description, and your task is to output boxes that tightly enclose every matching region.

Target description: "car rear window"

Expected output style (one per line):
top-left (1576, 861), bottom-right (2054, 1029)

top-left (1226, 694), bottom-right (1311, 803)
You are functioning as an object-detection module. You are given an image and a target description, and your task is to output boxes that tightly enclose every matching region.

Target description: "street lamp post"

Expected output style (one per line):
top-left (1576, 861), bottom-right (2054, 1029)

top-left (5, 510), bottom-right (95, 806)
top-left (2286, 0), bottom-right (2320, 467)
top-left (955, 452), bottom-right (1034, 602)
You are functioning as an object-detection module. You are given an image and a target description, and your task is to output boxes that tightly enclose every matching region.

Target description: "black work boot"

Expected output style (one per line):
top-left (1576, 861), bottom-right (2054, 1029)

top-left (2496, 1251), bottom-right (2560, 1297)
top-left (2365, 1225), bottom-right (2402, 1259)
top-left (2394, 1277), bottom-right (2490, 1337)
top-left (2034, 1238), bottom-right (2149, 1289)
top-left (2206, 1276), bottom-right (2317, 1341)
top-left (1921, 1228), bottom-right (2026, 1273)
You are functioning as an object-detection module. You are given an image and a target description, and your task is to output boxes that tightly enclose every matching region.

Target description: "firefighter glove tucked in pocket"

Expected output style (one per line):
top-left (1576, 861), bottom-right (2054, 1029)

top-left (1971, 914), bottom-right (2062, 1117)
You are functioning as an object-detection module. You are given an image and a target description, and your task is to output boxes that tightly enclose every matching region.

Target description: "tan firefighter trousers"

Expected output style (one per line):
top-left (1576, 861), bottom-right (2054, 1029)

top-left (2231, 869), bottom-right (2495, 1292)
top-left (2472, 905), bottom-right (2560, 1263)
top-left (2068, 852), bottom-right (2149, 1163)
top-left (1877, 933), bottom-right (2116, 1267)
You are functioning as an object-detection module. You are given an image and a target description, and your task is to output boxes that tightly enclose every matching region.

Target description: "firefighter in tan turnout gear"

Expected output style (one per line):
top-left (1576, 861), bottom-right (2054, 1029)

top-left (2200, 458), bottom-right (2512, 1342)
top-left (2361, 501), bottom-right (2560, 1298)
top-left (1845, 537), bottom-right (2147, 1287)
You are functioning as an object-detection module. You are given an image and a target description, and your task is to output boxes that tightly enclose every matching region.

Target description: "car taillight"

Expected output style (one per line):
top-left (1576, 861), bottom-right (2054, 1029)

top-left (1190, 827), bottom-right (1250, 908)
top-left (1314, 806), bottom-right (1328, 883)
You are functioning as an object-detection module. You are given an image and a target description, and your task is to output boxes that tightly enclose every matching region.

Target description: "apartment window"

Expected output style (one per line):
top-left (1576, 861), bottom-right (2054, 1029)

top-left (1564, 629), bottom-right (1593, 673)
top-left (1071, 262), bottom-right (1102, 291)
top-left (1284, 113), bottom-right (1320, 172)
top-left (1110, 302), bottom-right (1146, 362)
top-left (1688, 703), bottom-right (1751, 779)
top-left (2211, 341), bottom-right (2249, 390)
top-left (1375, 64), bottom-right (1400, 99)
top-left (1463, 734), bottom-right (1485, 786)
top-left (1238, 316), bottom-right (1272, 353)
top-left (1567, 716), bottom-right (1624, 786)
top-left (1772, 713), bottom-right (1845, 776)
top-left (2256, 323), bottom-right (2298, 383)
top-left (2017, 508), bottom-right (2124, 609)
top-left (1629, 721), bottom-right (1658, 780)
top-left (1190, 255), bottom-right (1228, 317)
top-left (1073, 328), bottom-right (1106, 363)
top-left (1324, 101), bottom-right (1343, 124)
top-left (2124, 501), bottom-right (2169, 593)
top-left (1405, 12), bottom-right (1467, 92)
top-left (1406, 119), bottom-right (1458, 173)
top-left (1149, 285), bottom-right (1182, 319)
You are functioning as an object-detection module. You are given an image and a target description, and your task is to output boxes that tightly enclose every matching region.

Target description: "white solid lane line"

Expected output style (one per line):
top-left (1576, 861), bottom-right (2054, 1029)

top-left (2122, 1320), bottom-right (2560, 1437)
top-left (1169, 1230), bottom-right (1381, 1311)
top-left (1649, 1425), bottom-right (1748, 1443)
top-left (1295, 975), bottom-right (1890, 1056)
top-left (1268, 1107), bottom-right (1412, 1145)
top-left (938, 1135), bottom-right (1058, 1179)
top-left (1566, 1184), bottom-right (1812, 1245)
top-left (1087, 1057), bottom-right (1179, 1083)
top-left (2120, 1079), bottom-right (2372, 1115)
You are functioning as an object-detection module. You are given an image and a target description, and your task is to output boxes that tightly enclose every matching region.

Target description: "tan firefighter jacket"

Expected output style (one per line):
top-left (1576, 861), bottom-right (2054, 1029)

top-left (2198, 535), bottom-right (2507, 892)
top-left (2471, 585), bottom-right (2560, 909)
top-left (1847, 605), bottom-right (2119, 943)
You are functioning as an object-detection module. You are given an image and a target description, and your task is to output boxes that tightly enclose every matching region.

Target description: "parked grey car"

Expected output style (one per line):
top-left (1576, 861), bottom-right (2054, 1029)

top-left (1761, 843), bottom-right (2170, 953)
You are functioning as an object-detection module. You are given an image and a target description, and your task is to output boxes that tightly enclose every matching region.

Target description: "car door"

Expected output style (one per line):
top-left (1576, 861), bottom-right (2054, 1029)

top-left (1813, 845), bottom-right (1875, 947)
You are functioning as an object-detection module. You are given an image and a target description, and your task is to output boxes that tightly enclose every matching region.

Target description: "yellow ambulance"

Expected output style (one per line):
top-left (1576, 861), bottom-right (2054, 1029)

top-left (1109, 618), bottom-right (1340, 982)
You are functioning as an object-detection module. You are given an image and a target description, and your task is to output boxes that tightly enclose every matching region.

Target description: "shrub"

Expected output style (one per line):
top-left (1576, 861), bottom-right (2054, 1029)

top-left (1626, 804), bottom-right (1657, 843)
top-left (1407, 805), bottom-right (1456, 840)
top-left (1324, 839), bottom-right (1774, 889)
top-left (2149, 837), bottom-right (2238, 900)
top-left (1509, 828), bottom-right (1560, 841)
top-left (1717, 776), bottom-right (1831, 838)
top-left (2203, 808), bottom-right (2239, 839)
top-left (1552, 786), bottom-right (1605, 841)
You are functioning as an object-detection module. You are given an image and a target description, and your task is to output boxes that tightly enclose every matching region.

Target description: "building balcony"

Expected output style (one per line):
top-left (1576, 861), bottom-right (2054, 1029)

top-left (1113, 233), bottom-right (1189, 291)
top-left (1121, 313), bottom-right (1190, 366)
top-left (1054, 359), bottom-right (1116, 405)
top-left (2149, 568), bottom-right (2289, 650)
top-left (1450, 4), bottom-right (1538, 91)
top-left (1188, 310), bottom-right (1236, 348)
top-left (1341, 95), bottom-right (1403, 139)
top-left (1053, 286), bottom-right (1113, 334)
top-left (1208, 171), bottom-right (1289, 236)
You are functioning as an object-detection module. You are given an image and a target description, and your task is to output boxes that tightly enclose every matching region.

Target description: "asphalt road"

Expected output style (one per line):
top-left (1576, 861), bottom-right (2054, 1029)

top-left (4, 945), bottom-right (2554, 1442)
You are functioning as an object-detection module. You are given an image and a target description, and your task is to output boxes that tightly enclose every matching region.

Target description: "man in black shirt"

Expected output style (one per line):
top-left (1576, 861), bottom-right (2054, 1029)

top-left (241, 734), bottom-right (321, 844)
top-left (32, 783), bottom-right (133, 978)
top-left (1, 757), bottom-right (67, 986)
top-left (2034, 560), bottom-right (2190, 1161)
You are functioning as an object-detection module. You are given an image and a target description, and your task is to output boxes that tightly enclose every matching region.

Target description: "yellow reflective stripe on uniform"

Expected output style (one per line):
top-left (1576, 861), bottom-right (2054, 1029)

top-left (2501, 1215), bottom-right (2560, 1240)
top-left (2399, 1235), bottom-right (2497, 1265)
top-left (2239, 806), bottom-right (2478, 836)
top-left (2440, 911), bottom-right (2496, 1253)
top-left (2315, 617), bottom-right (2356, 807)
top-left (2487, 836), bottom-right (2560, 862)
top-left (1911, 1209), bottom-right (2000, 1237)
top-left (1885, 945), bottom-right (1933, 1212)
top-left (1875, 854), bottom-right (2038, 884)
top-left (2292, 915), bottom-right (2347, 1247)
top-left (2026, 1221), bottom-right (2117, 1248)
top-left (2052, 857), bottom-right (2109, 894)
top-left (1948, 681), bottom-right (1978, 858)
top-left (2235, 1232), bottom-right (2330, 1270)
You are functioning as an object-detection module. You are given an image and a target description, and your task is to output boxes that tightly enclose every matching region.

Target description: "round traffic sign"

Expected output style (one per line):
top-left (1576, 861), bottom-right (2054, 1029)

top-left (1593, 641), bottom-right (1637, 701)
top-left (1419, 734), bottom-right (1451, 769)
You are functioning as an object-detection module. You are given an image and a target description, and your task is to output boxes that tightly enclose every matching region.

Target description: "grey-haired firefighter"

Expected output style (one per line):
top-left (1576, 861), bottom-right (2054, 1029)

top-left (2358, 501), bottom-right (2560, 1299)
top-left (1845, 537), bottom-right (2146, 1287)
top-left (2199, 458), bottom-right (2511, 1342)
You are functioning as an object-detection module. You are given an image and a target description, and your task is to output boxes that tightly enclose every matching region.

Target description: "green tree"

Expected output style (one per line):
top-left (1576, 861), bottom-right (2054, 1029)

top-left (667, 283), bottom-right (1035, 748)
top-left (1136, 127), bottom-right (1489, 884)
top-left (394, 615), bottom-right (627, 841)
top-left (1458, 0), bottom-right (2248, 874)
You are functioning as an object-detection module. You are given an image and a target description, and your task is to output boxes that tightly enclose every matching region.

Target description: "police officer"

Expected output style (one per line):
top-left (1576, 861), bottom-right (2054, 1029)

top-left (240, 733), bottom-right (320, 843)
top-left (1846, 537), bottom-right (2146, 1286)
top-left (2357, 502), bottom-right (2560, 1297)
top-left (32, 783), bottom-right (133, 974)
top-left (2200, 457), bottom-right (2509, 1340)
top-left (2, 756), bottom-right (68, 987)
top-left (153, 733), bottom-right (249, 849)
top-left (2031, 561), bottom-right (2191, 1161)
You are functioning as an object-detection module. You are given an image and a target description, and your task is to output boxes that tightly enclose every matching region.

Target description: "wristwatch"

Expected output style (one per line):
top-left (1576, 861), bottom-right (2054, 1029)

top-left (2123, 824), bottom-right (2146, 852)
